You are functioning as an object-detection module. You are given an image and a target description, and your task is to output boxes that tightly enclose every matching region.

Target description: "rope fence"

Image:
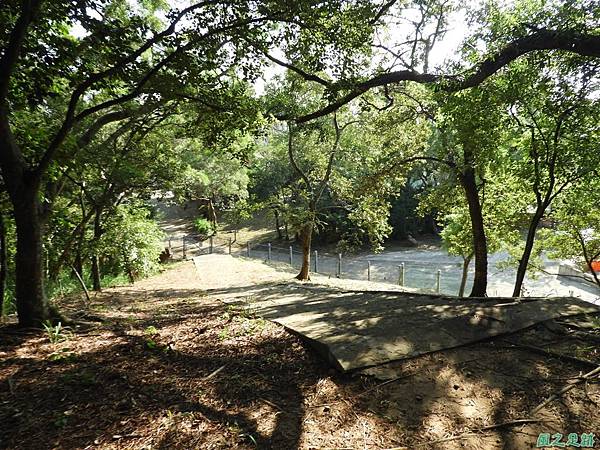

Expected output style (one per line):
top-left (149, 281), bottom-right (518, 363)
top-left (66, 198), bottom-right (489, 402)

top-left (164, 230), bottom-right (599, 299)
top-left (167, 231), bottom-right (470, 295)
top-left (247, 242), bottom-right (454, 294)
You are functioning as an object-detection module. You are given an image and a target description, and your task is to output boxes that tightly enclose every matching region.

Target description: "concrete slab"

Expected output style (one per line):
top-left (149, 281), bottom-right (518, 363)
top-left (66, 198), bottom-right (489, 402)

top-left (193, 254), bottom-right (600, 371)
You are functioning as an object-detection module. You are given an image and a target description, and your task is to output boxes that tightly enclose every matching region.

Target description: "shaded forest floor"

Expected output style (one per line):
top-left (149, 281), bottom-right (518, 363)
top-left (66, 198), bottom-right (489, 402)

top-left (1, 261), bottom-right (600, 449)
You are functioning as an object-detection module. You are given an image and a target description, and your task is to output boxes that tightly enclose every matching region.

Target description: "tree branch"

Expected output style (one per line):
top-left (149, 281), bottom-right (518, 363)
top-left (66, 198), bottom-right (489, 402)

top-left (294, 29), bottom-right (600, 123)
top-left (262, 52), bottom-right (330, 87)
top-left (287, 122), bottom-right (312, 193)
top-left (0, 0), bottom-right (42, 101)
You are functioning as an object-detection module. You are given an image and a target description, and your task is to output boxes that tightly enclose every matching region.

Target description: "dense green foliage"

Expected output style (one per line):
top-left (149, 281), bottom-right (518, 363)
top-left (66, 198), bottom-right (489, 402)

top-left (194, 217), bottom-right (215, 237)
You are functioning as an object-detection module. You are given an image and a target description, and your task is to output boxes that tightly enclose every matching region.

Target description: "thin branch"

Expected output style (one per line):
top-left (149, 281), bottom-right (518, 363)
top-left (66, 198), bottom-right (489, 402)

top-left (287, 122), bottom-right (312, 192)
top-left (531, 364), bottom-right (600, 415)
top-left (262, 52), bottom-right (330, 87)
top-left (35, 13), bottom-right (272, 178)
top-left (370, 0), bottom-right (399, 25)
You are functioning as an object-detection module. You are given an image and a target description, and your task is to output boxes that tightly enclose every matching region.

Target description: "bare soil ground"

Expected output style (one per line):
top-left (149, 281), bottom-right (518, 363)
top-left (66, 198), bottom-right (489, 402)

top-left (1, 260), bottom-right (600, 450)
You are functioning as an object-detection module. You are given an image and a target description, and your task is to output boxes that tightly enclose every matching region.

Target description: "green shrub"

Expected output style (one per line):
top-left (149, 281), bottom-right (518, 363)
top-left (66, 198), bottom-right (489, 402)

top-left (194, 217), bottom-right (214, 236)
top-left (100, 204), bottom-right (165, 281)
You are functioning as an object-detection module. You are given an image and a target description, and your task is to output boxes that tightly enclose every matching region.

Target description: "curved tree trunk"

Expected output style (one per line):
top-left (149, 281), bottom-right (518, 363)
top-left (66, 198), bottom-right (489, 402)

top-left (458, 254), bottom-right (472, 297)
top-left (512, 209), bottom-right (544, 297)
top-left (460, 168), bottom-right (488, 297)
top-left (295, 223), bottom-right (313, 281)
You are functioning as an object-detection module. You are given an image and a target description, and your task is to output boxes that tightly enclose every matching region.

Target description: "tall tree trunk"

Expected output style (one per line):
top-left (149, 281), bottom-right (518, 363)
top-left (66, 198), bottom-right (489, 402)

top-left (13, 185), bottom-right (50, 326)
top-left (91, 255), bottom-right (101, 291)
top-left (72, 230), bottom-right (84, 280)
top-left (295, 222), bottom-right (313, 281)
top-left (274, 209), bottom-right (283, 239)
top-left (208, 197), bottom-right (217, 231)
top-left (459, 168), bottom-right (488, 297)
top-left (458, 254), bottom-right (472, 297)
top-left (91, 206), bottom-right (103, 291)
top-left (512, 208), bottom-right (545, 297)
top-left (0, 211), bottom-right (7, 315)
top-left (123, 250), bottom-right (135, 284)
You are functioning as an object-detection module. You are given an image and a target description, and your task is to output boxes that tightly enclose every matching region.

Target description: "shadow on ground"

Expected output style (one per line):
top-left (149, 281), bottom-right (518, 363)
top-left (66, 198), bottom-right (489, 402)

top-left (1, 263), bottom-right (599, 449)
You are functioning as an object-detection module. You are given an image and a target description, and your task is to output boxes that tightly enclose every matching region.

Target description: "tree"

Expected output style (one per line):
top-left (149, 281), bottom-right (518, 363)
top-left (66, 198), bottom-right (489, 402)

top-left (503, 57), bottom-right (600, 296)
top-left (425, 169), bottom-right (527, 296)
top-left (378, 85), bottom-right (506, 297)
top-left (286, 116), bottom-right (351, 280)
top-left (542, 180), bottom-right (600, 289)
top-left (98, 202), bottom-right (165, 284)
top-left (1, 0), bottom-right (374, 325)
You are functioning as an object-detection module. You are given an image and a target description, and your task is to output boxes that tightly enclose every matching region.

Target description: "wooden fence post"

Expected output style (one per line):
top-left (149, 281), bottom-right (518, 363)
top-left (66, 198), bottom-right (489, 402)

top-left (398, 263), bottom-right (405, 286)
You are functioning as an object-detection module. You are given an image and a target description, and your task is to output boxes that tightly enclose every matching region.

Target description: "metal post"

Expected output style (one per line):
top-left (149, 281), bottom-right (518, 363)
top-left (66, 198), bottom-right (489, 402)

top-left (367, 260), bottom-right (371, 281)
top-left (398, 263), bottom-right (405, 286)
top-left (314, 250), bottom-right (318, 273)
top-left (436, 269), bottom-right (441, 293)
top-left (209, 236), bottom-right (214, 254)
top-left (268, 242), bottom-right (272, 261)
top-left (289, 246), bottom-right (293, 266)
top-left (228, 238), bottom-right (232, 255)
top-left (247, 242), bottom-right (250, 257)
top-left (337, 253), bottom-right (342, 278)
top-left (182, 237), bottom-right (186, 260)
top-left (234, 229), bottom-right (237, 242)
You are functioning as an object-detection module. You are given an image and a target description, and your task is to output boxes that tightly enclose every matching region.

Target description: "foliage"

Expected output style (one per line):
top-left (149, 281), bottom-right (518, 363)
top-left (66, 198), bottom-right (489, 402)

top-left (542, 180), bottom-right (600, 286)
top-left (43, 321), bottom-right (69, 344)
top-left (99, 204), bottom-right (165, 281)
top-left (194, 218), bottom-right (215, 236)
top-left (429, 168), bottom-right (528, 255)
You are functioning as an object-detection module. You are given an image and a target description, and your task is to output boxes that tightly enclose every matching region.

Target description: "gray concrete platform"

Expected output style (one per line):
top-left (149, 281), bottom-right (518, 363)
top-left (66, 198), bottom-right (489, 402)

top-left (193, 255), bottom-right (600, 371)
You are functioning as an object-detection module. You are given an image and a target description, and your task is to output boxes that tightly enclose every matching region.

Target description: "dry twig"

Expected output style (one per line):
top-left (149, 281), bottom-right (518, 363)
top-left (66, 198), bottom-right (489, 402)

top-left (531, 365), bottom-right (600, 415)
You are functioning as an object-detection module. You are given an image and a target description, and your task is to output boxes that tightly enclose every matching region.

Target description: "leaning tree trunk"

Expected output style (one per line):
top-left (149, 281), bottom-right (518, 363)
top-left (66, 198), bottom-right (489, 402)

top-left (512, 208), bottom-right (545, 297)
top-left (72, 226), bottom-right (85, 280)
top-left (0, 212), bottom-right (7, 315)
top-left (48, 209), bottom-right (94, 281)
top-left (459, 168), bottom-right (488, 297)
top-left (296, 222), bottom-right (313, 281)
top-left (458, 254), bottom-right (472, 297)
top-left (91, 206), bottom-right (103, 291)
top-left (13, 185), bottom-right (50, 326)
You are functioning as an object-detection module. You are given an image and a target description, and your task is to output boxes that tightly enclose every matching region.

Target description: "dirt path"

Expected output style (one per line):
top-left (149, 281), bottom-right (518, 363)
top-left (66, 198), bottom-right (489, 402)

top-left (1, 262), bottom-right (599, 449)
